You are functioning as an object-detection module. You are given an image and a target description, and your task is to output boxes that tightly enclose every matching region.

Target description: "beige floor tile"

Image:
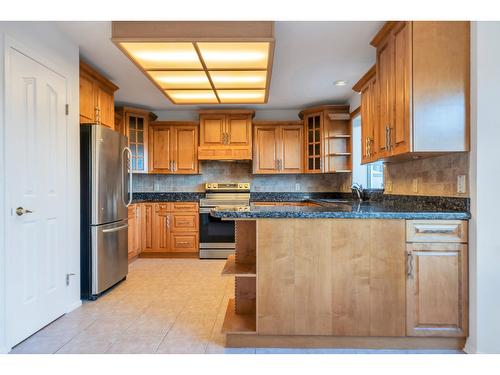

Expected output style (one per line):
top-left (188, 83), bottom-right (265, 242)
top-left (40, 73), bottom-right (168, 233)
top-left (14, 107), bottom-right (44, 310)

top-left (56, 337), bottom-right (113, 354)
top-left (10, 335), bottom-right (71, 354)
top-left (156, 336), bottom-right (207, 354)
top-left (106, 336), bottom-right (164, 354)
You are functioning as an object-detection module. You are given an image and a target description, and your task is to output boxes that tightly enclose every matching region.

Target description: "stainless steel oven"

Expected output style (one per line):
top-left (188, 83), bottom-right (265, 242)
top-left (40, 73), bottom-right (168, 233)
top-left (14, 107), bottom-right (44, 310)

top-left (199, 183), bottom-right (250, 259)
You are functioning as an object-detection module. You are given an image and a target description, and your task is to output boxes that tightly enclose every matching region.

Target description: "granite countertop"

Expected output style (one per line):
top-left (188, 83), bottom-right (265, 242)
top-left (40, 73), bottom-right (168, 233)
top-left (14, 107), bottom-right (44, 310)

top-left (132, 192), bottom-right (204, 202)
top-left (210, 198), bottom-right (471, 220)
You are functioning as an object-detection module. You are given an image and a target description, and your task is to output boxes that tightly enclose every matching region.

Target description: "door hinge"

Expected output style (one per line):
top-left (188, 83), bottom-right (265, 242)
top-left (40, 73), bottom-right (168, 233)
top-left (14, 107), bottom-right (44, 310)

top-left (65, 104), bottom-right (69, 116)
top-left (66, 273), bottom-right (76, 286)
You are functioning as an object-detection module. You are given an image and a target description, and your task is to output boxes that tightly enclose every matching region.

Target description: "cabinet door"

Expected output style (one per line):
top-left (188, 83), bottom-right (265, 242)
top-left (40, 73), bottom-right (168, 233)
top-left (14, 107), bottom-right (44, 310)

top-left (392, 21), bottom-right (412, 156)
top-left (149, 125), bottom-right (172, 174)
top-left (304, 113), bottom-right (322, 173)
top-left (253, 126), bottom-right (279, 174)
top-left (152, 203), bottom-right (170, 252)
top-left (140, 203), bottom-right (154, 252)
top-left (280, 125), bottom-right (303, 173)
top-left (200, 114), bottom-right (225, 146)
top-left (173, 125), bottom-right (198, 174)
top-left (127, 205), bottom-right (137, 260)
top-left (95, 85), bottom-right (115, 129)
top-left (360, 82), bottom-right (372, 164)
top-left (79, 74), bottom-right (95, 123)
top-left (170, 212), bottom-right (198, 232)
top-left (226, 115), bottom-right (251, 146)
top-left (128, 114), bottom-right (148, 173)
top-left (376, 36), bottom-right (393, 157)
top-left (406, 243), bottom-right (468, 337)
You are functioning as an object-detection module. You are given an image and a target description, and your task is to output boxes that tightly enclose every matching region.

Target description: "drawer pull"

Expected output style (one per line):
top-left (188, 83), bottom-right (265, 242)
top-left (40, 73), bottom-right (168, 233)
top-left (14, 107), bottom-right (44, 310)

top-left (177, 241), bottom-right (190, 245)
top-left (415, 225), bottom-right (457, 234)
top-left (407, 251), bottom-right (414, 278)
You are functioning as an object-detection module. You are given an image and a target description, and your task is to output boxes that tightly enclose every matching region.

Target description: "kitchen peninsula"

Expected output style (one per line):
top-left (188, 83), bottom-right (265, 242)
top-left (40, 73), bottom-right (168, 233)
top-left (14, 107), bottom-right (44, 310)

top-left (214, 197), bottom-right (469, 349)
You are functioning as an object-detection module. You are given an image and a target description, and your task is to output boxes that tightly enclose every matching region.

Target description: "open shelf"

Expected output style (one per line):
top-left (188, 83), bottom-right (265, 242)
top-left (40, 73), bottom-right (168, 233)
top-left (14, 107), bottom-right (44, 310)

top-left (221, 298), bottom-right (256, 334)
top-left (221, 255), bottom-right (256, 277)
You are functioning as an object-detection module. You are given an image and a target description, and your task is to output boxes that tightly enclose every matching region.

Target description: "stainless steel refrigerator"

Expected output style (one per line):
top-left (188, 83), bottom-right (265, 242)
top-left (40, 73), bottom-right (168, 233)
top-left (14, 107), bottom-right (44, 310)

top-left (80, 124), bottom-right (131, 300)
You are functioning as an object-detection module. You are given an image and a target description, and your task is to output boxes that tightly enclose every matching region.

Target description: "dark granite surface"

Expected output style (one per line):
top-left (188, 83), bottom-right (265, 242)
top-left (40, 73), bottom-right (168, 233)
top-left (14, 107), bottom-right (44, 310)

top-left (132, 192), bottom-right (204, 202)
top-left (211, 196), bottom-right (471, 220)
top-left (250, 192), bottom-right (352, 202)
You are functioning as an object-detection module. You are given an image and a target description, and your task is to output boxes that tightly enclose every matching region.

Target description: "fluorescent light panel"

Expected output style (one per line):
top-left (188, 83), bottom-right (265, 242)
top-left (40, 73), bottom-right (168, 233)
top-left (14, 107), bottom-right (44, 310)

top-left (119, 41), bottom-right (271, 104)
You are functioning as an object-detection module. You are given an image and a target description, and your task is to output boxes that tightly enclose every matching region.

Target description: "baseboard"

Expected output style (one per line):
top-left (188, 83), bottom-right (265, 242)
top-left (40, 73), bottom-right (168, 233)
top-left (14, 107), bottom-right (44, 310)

top-left (139, 252), bottom-right (199, 259)
top-left (0, 345), bottom-right (10, 354)
top-left (65, 300), bottom-right (82, 314)
top-left (226, 334), bottom-right (466, 350)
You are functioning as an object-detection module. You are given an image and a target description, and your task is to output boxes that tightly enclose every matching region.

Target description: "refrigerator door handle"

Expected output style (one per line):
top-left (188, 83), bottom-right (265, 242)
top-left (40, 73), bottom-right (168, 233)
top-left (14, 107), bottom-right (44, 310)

top-left (102, 224), bottom-right (129, 233)
top-left (123, 146), bottom-right (133, 207)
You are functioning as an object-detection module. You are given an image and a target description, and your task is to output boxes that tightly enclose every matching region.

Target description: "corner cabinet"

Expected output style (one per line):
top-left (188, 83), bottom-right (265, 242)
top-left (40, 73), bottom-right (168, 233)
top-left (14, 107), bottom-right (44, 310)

top-left (364, 21), bottom-right (470, 162)
top-left (79, 61), bottom-right (118, 129)
top-left (253, 121), bottom-right (304, 174)
top-left (149, 122), bottom-right (199, 174)
top-left (198, 110), bottom-right (254, 160)
top-left (299, 105), bottom-right (352, 173)
top-left (115, 107), bottom-right (158, 173)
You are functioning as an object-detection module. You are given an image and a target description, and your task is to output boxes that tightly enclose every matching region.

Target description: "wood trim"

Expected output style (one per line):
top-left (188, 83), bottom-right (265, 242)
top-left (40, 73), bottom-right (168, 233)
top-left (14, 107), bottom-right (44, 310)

top-left (112, 21), bottom-right (275, 41)
top-left (370, 21), bottom-right (398, 47)
top-left (198, 109), bottom-right (256, 117)
top-left (226, 334), bottom-right (465, 350)
top-left (253, 120), bottom-right (303, 126)
top-left (298, 105), bottom-right (350, 119)
top-left (80, 61), bottom-right (118, 92)
top-left (151, 120), bottom-right (198, 127)
top-left (352, 65), bottom-right (376, 92)
top-left (350, 106), bottom-right (361, 118)
top-left (116, 106), bottom-right (158, 121)
top-left (139, 252), bottom-right (199, 259)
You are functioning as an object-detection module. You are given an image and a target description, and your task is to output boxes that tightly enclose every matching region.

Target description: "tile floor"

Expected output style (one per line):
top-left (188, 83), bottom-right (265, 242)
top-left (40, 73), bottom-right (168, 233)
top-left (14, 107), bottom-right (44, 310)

top-left (9, 259), bottom-right (463, 354)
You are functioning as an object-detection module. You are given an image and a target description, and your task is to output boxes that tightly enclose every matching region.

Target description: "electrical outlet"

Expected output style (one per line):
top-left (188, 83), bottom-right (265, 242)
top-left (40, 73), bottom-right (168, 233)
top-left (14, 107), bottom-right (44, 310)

top-left (385, 180), bottom-right (393, 192)
top-left (295, 183), bottom-right (301, 191)
top-left (154, 182), bottom-right (160, 191)
top-left (412, 178), bottom-right (419, 193)
top-left (457, 175), bottom-right (467, 194)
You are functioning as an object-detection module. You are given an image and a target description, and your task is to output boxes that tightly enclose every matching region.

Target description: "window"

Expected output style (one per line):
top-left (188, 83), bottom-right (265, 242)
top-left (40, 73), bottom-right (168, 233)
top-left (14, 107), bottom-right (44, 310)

top-left (351, 113), bottom-right (384, 189)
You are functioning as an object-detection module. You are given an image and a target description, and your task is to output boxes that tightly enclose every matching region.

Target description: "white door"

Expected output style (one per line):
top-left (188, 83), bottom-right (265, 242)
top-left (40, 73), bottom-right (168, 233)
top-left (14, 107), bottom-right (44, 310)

top-left (5, 48), bottom-right (68, 347)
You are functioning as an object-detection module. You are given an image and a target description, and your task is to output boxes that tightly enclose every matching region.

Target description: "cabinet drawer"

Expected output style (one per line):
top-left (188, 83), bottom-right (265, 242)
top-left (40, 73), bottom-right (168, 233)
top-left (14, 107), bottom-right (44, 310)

top-left (171, 202), bottom-right (198, 212)
top-left (170, 233), bottom-right (198, 252)
top-left (406, 220), bottom-right (467, 243)
top-left (155, 203), bottom-right (170, 214)
top-left (171, 213), bottom-right (199, 232)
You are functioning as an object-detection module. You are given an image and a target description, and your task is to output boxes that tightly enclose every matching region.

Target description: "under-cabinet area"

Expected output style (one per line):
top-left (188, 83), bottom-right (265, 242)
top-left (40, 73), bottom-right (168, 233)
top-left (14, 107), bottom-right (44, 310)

top-left (221, 218), bottom-right (468, 349)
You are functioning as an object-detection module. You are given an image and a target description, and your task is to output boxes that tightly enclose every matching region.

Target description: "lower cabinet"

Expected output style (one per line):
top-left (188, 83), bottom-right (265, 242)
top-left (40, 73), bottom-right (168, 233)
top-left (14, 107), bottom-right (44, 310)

top-left (405, 220), bottom-right (468, 337)
top-left (131, 201), bottom-right (199, 254)
top-left (127, 204), bottom-right (141, 260)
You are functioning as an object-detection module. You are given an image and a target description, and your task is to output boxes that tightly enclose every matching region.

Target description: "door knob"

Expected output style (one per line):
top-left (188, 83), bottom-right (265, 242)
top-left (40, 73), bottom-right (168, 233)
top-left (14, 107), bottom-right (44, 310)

top-left (16, 207), bottom-right (33, 216)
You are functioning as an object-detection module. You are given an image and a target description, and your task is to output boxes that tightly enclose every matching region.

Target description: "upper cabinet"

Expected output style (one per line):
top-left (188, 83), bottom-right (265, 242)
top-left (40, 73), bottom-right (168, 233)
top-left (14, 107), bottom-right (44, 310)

top-left (356, 21), bottom-right (470, 164)
top-left (299, 105), bottom-right (352, 173)
top-left (198, 110), bottom-right (254, 160)
top-left (253, 121), bottom-right (304, 174)
top-left (79, 61), bottom-right (118, 129)
top-left (115, 107), bottom-right (158, 173)
top-left (149, 121), bottom-right (199, 174)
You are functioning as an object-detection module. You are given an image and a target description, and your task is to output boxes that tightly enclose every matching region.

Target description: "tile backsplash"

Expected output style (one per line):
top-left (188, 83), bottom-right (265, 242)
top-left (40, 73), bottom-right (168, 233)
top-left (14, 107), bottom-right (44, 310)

top-left (133, 161), bottom-right (351, 192)
top-left (384, 153), bottom-right (469, 197)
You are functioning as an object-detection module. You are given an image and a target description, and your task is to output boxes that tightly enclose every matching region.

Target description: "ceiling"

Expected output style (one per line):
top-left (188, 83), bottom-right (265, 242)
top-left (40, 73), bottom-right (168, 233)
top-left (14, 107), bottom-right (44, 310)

top-left (56, 21), bottom-right (383, 111)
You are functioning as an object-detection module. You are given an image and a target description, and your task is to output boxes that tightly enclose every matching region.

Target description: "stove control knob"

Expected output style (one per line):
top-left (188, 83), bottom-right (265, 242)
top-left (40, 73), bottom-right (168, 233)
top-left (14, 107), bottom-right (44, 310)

top-left (244, 183), bottom-right (249, 189)
top-left (238, 183), bottom-right (243, 189)
top-left (207, 184), bottom-right (212, 189)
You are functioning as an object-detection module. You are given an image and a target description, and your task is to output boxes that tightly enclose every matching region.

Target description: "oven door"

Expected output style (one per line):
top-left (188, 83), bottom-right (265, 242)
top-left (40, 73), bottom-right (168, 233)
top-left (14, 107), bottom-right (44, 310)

top-left (199, 208), bottom-right (235, 249)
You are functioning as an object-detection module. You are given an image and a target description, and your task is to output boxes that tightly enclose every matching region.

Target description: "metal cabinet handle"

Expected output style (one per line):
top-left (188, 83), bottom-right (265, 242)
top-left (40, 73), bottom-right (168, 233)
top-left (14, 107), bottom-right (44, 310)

top-left (177, 241), bottom-right (189, 245)
top-left (173, 161), bottom-right (177, 172)
top-left (279, 159), bottom-right (283, 170)
top-left (166, 216), bottom-right (170, 228)
top-left (103, 224), bottom-right (129, 233)
top-left (415, 225), bottom-right (457, 234)
top-left (407, 251), bottom-right (414, 278)
top-left (15, 207), bottom-right (33, 216)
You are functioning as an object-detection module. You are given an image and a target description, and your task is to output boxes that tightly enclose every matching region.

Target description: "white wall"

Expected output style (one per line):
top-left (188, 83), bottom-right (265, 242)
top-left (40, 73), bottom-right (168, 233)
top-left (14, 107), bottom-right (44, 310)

top-left (0, 21), bottom-right (81, 353)
top-left (466, 21), bottom-right (500, 354)
top-left (154, 108), bottom-right (302, 122)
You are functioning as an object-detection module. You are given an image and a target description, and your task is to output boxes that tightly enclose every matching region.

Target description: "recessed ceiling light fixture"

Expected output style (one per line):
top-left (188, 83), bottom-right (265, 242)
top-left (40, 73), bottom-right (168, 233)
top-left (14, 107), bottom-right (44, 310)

top-left (112, 22), bottom-right (275, 105)
top-left (334, 80), bottom-right (348, 87)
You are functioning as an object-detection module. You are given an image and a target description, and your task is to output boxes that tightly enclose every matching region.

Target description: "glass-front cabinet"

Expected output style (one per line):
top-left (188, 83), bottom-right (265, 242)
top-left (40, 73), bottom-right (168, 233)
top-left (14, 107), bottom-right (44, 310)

top-left (115, 106), bottom-right (158, 173)
top-left (305, 112), bottom-right (322, 173)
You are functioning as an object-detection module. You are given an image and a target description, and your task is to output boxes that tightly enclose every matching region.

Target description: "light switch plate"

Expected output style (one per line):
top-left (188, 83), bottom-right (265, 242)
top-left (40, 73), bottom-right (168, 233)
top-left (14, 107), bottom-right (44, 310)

top-left (457, 175), bottom-right (467, 194)
top-left (295, 183), bottom-right (301, 191)
top-left (385, 181), bottom-right (393, 192)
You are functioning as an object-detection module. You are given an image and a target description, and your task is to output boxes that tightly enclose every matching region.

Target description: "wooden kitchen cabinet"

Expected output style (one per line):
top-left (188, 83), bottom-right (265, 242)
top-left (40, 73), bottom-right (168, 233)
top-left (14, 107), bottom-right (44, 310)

top-left (353, 65), bottom-right (379, 164)
top-left (198, 110), bottom-right (254, 160)
top-left (253, 121), bottom-right (303, 174)
top-left (137, 202), bottom-right (199, 254)
top-left (115, 107), bottom-right (158, 173)
top-left (149, 122), bottom-right (199, 174)
top-left (406, 220), bottom-right (468, 338)
top-left (79, 61), bottom-right (118, 129)
top-left (366, 21), bottom-right (470, 161)
top-left (299, 105), bottom-right (352, 173)
top-left (127, 204), bottom-right (141, 261)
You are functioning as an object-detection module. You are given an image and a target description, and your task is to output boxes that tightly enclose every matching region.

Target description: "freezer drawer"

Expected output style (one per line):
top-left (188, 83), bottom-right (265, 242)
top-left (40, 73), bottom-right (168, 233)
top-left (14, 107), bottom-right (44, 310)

top-left (91, 220), bottom-right (129, 295)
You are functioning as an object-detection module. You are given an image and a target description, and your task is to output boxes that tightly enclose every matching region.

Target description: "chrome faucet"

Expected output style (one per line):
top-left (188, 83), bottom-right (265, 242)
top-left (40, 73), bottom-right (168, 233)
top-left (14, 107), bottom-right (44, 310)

top-left (351, 183), bottom-right (364, 201)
